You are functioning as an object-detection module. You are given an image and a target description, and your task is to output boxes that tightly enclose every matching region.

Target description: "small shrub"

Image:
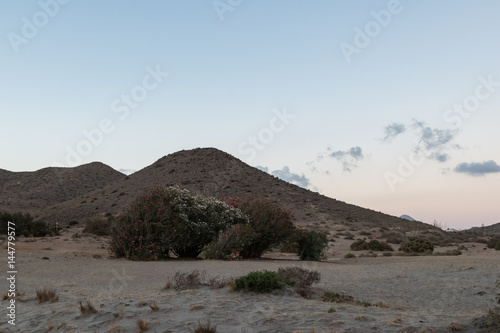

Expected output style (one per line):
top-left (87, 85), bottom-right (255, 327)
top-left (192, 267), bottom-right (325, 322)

top-left (297, 230), bottom-right (329, 261)
top-left (137, 319), bottom-right (148, 333)
top-left (165, 270), bottom-right (206, 290)
top-left (344, 253), bottom-right (356, 259)
top-left (399, 238), bottom-right (434, 253)
top-left (433, 250), bottom-right (462, 256)
top-left (83, 218), bottom-right (111, 236)
top-left (382, 252), bottom-right (393, 257)
top-left (321, 291), bottom-right (354, 303)
top-left (277, 267), bottom-right (320, 297)
top-left (79, 300), bottom-right (98, 316)
top-left (233, 270), bottom-right (293, 293)
top-left (149, 301), bottom-right (159, 312)
top-left (36, 288), bottom-right (59, 303)
top-left (350, 239), bottom-right (393, 251)
top-left (328, 307), bottom-right (336, 313)
top-left (190, 318), bottom-right (217, 333)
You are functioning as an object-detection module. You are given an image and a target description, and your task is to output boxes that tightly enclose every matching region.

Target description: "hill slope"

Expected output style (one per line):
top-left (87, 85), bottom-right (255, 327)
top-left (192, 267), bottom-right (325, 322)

top-left (0, 163), bottom-right (125, 213)
top-left (34, 148), bottom-right (431, 234)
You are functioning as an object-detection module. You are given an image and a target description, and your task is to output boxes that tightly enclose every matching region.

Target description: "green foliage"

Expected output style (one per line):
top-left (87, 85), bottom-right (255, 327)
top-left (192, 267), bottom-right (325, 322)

top-left (487, 237), bottom-right (500, 250)
top-left (202, 224), bottom-right (257, 259)
top-left (225, 198), bottom-right (297, 258)
top-left (0, 211), bottom-right (54, 237)
top-left (83, 218), bottom-right (111, 236)
top-left (350, 239), bottom-right (394, 252)
top-left (297, 230), bottom-right (329, 261)
top-left (233, 270), bottom-right (293, 293)
top-left (399, 237), bottom-right (434, 253)
top-left (108, 186), bottom-right (249, 260)
top-left (321, 291), bottom-right (354, 303)
top-left (344, 253), bottom-right (356, 259)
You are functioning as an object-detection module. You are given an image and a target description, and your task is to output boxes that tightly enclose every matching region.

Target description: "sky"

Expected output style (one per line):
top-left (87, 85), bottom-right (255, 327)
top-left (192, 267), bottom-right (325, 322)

top-left (1, 0), bottom-right (499, 229)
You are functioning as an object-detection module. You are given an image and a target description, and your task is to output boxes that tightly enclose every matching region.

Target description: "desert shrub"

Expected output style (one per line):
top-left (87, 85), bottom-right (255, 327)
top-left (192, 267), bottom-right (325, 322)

top-left (487, 237), bottom-right (500, 250)
top-left (79, 300), bottom-right (98, 316)
top-left (36, 288), bottom-right (59, 303)
top-left (277, 267), bottom-right (320, 297)
top-left (350, 239), bottom-right (393, 251)
top-left (202, 224), bottom-right (257, 259)
top-left (344, 253), bottom-right (356, 259)
top-left (297, 230), bottom-right (329, 261)
top-left (190, 318), bottom-right (217, 333)
top-left (399, 237), bottom-right (434, 253)
top-left (0, 211), bottom-right (54, 237)
top-left (322, 291), bottom-right (354, 303)
top-left (83, 218), bottom-right (110, 236)
top-left (433, 250), bottom-right (462, 256)
top-left (225, 198), bottom-right (297, 258)
top-left (233, 270), bottom-right (293, 293)
top-left (108, 186), bottom-right (249, 260)
top-left (163, 270), bottom-right (206, 290)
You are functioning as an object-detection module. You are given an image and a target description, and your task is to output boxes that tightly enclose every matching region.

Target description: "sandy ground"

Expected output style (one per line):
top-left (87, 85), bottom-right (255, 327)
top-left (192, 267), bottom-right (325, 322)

top-left (1, 227), bottom-right (499, 332)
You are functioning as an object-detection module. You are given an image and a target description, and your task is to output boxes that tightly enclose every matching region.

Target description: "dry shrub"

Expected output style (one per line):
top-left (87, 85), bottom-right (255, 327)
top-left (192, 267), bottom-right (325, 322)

top-left (166, 270), bottom-right (206, 290)
top-left (190, 318), bottom-right (217, 333)
top-left (137, 319), bottom-right (148, 333)
top-left (108, 323), bottom-right (126, 333)
top-left (36, 288), bottom-right (59, 304)
top-left (149, 301), bottom-right (159, 312)
top-left (83, 218), bottom-right (111, 236)
top-left (79, 300), bottom-right (98, 316)
top-left (277, 266), bottom-right (321, 298)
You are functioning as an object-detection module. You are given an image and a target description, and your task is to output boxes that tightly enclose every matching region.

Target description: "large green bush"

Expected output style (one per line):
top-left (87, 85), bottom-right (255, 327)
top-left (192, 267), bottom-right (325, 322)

top-left (202, 224), bottom-right (257, 259)
top-left (108, 186), bottom-right (249, 260)
top-left (487, 237), bottom-right (500, 250)
top-left (297, 230), bottom-right (329, 261)
top-left (225, 198), bottom-right (297, 258)
top-left (0, 211), bottom-right (54, 237)
top-left (399, 237), bottom-right (434, 253)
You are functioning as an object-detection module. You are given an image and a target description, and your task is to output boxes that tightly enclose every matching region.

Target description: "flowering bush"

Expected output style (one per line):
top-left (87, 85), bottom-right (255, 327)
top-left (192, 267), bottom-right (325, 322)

top-left (108, 186), bottom-right (249, 260)
top-left (225, 198), bottom-right (297, 258)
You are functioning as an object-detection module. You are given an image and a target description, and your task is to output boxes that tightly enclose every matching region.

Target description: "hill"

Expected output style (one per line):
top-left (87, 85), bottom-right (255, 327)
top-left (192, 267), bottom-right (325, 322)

top-left (0, 163), bottom-right (124, 213)
top-left (33, 148), bottom-right (431, 233)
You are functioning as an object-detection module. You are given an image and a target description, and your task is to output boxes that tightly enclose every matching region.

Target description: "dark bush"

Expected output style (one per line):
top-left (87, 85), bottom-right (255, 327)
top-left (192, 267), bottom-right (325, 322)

top-left (297, 230), bottom-right (329, 261)
top-left (0, 211), bottom-right (53, 237)
top-left (225, 198), bottom-right (297, 258)
top-left (233, 270), bottom-right (293, 293)
top-left (399, 237), bottom-right (434, 253)
top-left (202, 224), bottom-right (257, 259)
top-left (487, 237), bottom-right (500, 250)
top-left (83, 218), bottom-right (111, 236)
top-left (350, 239), bottom-right (393, 251)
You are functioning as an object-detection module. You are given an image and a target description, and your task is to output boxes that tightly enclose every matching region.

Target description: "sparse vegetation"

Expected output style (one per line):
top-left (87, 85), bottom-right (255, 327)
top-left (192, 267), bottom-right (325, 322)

top-left (399, 237), bottom-right (434, 254)
top-left (344, 253), bottom-right (356, 259)
top-left (1, 211), bottom-right (56, 237)
top-left (322, 291), bottom-right (354, 303)
top-left (277, 266), bottom-right (321, 297)
top-left (36, 288), bottom-right (59, 303)
top-left (350, 239), bottom-right (393, 252)
top-left (137, 319), bottom-right (148, 333)
top-left (79, 300), bottom-right (98, 316)
top-left (487, 237), bottom-right (500, 250)
top-left (190, 318), bottom-right (217, 333)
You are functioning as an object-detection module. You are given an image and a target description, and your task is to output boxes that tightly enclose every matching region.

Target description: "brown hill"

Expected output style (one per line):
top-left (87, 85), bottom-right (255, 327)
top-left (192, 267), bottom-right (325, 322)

top-left (0, 163), bottom-right (124, 213)
top-left (33, 148), bottom-right (435, 235)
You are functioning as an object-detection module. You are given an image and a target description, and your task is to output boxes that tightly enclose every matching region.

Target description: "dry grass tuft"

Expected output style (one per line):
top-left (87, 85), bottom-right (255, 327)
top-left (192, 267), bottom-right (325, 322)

top-left (36, 288), bottom-right (59, 304)
top-left (137, 319), bottom-right (148, 333)
top-left (79, 300), bottom-right (98, 316)
top-left (149, 301), bottom-right (159, 312)
top-left (108, 323), bottom-right (126, 333)
top-left (190, 318), bottom-right (217, 333)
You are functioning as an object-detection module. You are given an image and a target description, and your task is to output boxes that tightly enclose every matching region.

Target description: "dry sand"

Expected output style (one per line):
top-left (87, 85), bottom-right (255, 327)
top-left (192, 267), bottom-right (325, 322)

top-left (1, 227), bottom-right (499, 332)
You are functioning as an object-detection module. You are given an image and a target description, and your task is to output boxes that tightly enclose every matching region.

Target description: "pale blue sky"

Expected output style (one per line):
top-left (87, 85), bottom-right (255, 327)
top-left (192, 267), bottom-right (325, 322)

top-left (1, 1), bottom-right (499, 228)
